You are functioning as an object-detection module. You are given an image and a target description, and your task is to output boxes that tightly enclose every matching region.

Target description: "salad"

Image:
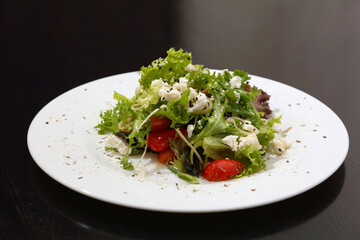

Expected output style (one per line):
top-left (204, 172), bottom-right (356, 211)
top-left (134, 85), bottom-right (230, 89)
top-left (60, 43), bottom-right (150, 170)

top-left (95, 48), bottom-right (290, 184)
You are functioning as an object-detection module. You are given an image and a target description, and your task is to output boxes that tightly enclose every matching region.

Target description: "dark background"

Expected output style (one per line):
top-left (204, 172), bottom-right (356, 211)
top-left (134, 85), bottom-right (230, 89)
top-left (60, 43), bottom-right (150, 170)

top-left (1, 0), bottom-right (360, 239)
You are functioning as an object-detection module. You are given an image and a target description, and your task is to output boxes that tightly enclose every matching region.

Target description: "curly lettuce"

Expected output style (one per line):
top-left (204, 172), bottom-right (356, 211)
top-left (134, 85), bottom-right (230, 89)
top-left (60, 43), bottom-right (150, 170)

top-left (96, 48), bottom-right (282, 177)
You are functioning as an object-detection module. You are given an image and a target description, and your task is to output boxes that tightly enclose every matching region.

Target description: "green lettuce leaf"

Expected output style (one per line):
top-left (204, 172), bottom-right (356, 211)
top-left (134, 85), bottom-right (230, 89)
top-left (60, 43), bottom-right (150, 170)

top-left (156, 88), bottom-right (192, 127)
top-left (202, 135), bottom-right (234, 160)
top-left (95, 92), bottom-right (134, 134)
top-left (257, 127), bottom-right (275, 146)
top-left (167, 164), bottom-right (200, 184)
top-left (235, 146), bottom-right (265, 177)
top-left (190, 97), bottom-right (229, 144)
top-left (138, 48), bottom-right (192, 88)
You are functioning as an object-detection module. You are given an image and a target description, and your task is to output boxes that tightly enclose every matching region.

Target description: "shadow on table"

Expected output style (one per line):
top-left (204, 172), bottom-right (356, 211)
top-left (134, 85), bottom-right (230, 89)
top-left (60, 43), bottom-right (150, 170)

top-left (30, 160), bottom-right (345, 240)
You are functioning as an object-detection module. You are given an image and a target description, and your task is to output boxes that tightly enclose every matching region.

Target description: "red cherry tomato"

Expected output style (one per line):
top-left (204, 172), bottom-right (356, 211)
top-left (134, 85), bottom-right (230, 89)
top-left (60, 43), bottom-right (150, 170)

top-left (202, 159), bottom-right (245, 182)
top-left (148, 128), bottom-right (187, 152)
top-left (157, 148), bottom-right (176, 164)
top-left (150, 116), bottom-right (172, 132)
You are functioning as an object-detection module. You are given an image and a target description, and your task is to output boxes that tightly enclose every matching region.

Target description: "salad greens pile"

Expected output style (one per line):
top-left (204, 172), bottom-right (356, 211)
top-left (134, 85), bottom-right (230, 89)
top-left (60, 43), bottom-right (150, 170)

top-left (95, 48), bottom-right (281, 182)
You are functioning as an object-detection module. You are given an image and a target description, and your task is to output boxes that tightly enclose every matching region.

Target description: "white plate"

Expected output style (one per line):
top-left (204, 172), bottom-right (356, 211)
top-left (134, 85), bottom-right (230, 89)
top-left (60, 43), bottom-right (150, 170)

top-left (27, 71), bottom-right (349, 213)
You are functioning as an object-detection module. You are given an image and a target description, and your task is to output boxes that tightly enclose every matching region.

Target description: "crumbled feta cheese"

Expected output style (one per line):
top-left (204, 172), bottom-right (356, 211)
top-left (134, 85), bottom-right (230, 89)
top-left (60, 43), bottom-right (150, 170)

top-left (267, 138), bottom-right (291, 155)
top-left (172, 82), bottom-right (181, 91)
top-left (242, 121), bottom-right (258, 133)
top-left (243, 124), bottom-right (258, 133)
top-left (238, 133), bottom-right (262, 150)
top-left (197, 120), bottom-right (202, 128)
top-left (222, 133), bottom-right (262, 151)
top-left (222, 135), bottom-right (239, 151)
top-left (173, 78), bottom-right (188, 93)
top-left (178, 77), bottom-right (188, 93)
top-left (230, 76), bottom-right (242, 89)
top-left (244, 120), bottom-right (251, 125)
top-left (158, 86), bottom-right (182, 101)
top-left (153, 79), bottom-right (181, 102)
top-left (189, 92), bottom-right (210, 112)
top-left (105, 135), bottom-right (129, 156)
top-left (152, 78), bottom-right (189, 102)
top-left (187, 124), bottom-right (195, 138)
top-left (185, 64), bottom-right (198, 72)
top-left (189, 87), bottom-right (198, 99)
top-left (230, 76), bottom-right (241, 89)
top-left (151, 79), bottom-right (167, 87)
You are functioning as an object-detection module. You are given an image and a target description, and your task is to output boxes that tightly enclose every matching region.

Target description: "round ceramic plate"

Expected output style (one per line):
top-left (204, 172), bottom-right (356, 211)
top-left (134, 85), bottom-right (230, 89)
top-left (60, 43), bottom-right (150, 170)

top-left (27, 71), bottom-right (349, 213)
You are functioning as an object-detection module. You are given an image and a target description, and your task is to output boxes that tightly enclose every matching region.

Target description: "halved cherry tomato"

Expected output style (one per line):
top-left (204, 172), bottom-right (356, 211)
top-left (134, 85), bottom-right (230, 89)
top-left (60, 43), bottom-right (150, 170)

top-left (157, 148), bottom-right (175, 164)
top-left (148, 128), bottom-right (187, 152)
top-left (202, 159), bottom-right (245, 182)
top-left (150, 116), bottom-right (172, 132)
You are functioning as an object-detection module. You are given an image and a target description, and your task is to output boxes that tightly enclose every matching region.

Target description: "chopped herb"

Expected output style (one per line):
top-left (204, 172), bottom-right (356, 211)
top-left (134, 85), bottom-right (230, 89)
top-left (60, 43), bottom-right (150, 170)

top-left (167, 164), bottom-right (200, 184)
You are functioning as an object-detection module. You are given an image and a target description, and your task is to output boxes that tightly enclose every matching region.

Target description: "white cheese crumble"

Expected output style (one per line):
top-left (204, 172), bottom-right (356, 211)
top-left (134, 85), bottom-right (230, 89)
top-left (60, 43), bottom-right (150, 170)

top-left (152, 78), bottom-right (190, 102)
top-left (151, 79), bottom-right (166, 87)
top-left (222, 133), bottom-right (262, 151)
top-left (242, 120), bottom-right (259, 134)
top-left (230, 76), bottom-right (242, 89)
top-left (221, 135), bottom-right (239, 151)
top-left (189, 92), bottom-right (210, 112)
top-left (267, 138), bottom-right (291, 155)
top-left (158, 87), bottom-right (182, 101)
top-left (105, 135), bottom-right (129, 156)
top-left (152, 79), bottom-right (181, 102)
top-left (243, 120), bottom-right (252, 125)
top-left (185, 64), bottom-right (198, 72)
top-left (189, 87), bottom-right (198, 99)
top-left (177, 77), bottom-right (189, 93)
top-left (242, 124), bottom-right (258, 133)
top-left (187, 124), bottom-right (195, 139)
top-left (238, 133), bottom-right (262, 150)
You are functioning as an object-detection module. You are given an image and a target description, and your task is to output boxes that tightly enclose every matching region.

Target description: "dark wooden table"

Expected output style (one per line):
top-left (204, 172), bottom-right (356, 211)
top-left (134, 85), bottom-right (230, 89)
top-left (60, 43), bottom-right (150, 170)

top-left (1, 1), bottom-right (359, 239)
